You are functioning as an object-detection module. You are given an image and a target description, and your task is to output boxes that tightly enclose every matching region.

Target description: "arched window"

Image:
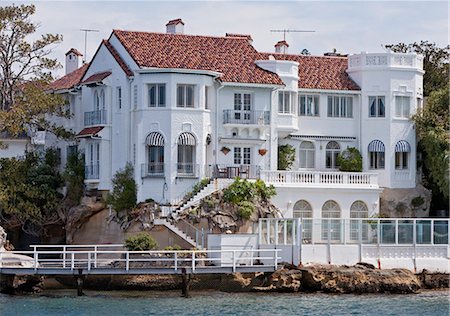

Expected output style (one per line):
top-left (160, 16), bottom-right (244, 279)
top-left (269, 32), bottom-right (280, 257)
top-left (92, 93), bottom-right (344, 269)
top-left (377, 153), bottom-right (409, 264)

top-left (350, 201), bottom-right (369, 241)
top-left (293, 200), bottom-right (313, 242)
top-left (94, 91), bottom-right (100, 110)
top-left (395, 140), bottom-right (410, 170)
top-left (100, 90), bottom-right (105, 110)
top-left (325, 141), bottom-right (340, 169)
top-left (321, 200), bottom-right (341, 241)
top-left (299, 141), bottom-right (315, 169)
top-left (145, 132), bottom-right (165, 176)
top-left (177, 132), bottom-right (196, 176)
top-left (368, 140), bottom-right (385, 169)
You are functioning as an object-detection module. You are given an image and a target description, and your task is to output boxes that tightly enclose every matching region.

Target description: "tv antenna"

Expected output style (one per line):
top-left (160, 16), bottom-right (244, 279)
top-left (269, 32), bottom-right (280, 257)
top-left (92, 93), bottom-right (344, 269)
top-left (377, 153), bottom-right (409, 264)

top-left (80, 29), bottom-right (100, 63)
top-left (270, 29), bottom-right (315, 42)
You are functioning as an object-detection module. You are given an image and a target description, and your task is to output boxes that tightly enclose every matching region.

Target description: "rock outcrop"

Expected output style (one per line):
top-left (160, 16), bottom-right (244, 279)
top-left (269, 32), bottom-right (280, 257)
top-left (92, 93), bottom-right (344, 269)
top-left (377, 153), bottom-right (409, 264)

top-left (300, 264), bottom-right (421, 294)
top-left (417, 270), bottom-right (450, 289)
top-left (380, 184), bottom-right (431, 217)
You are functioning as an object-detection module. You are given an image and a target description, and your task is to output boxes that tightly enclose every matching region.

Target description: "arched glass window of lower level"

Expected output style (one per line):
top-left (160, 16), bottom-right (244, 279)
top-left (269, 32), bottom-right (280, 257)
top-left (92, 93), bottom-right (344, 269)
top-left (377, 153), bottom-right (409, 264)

top-left (350, 201), bottom-right (369, 241)
top-left (293, 200), bottom-right (313, 243)
top-left (321, 200), bottom-right (341, 241)
top-left (368, 140), bottom-right (385, 169)
top-left (177, 132), bottom-right (196, 175)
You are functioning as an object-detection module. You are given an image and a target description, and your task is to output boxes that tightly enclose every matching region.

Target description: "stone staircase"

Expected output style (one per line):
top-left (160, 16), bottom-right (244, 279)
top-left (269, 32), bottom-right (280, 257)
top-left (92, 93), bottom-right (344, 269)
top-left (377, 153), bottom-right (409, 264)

top-left (154, 218), bottom-right (197, 248)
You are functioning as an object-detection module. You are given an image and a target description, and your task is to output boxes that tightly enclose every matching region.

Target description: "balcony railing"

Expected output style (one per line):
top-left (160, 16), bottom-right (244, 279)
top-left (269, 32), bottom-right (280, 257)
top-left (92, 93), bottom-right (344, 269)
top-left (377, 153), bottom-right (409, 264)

top-left (84, 109), bottom-right (107, 126)
top-left (85, 164), bottom-right (99, 180)
top-left (260, 170), bottom-right (378, 188)
top-left (209, 164), bottom-right (260, 179)
top-left (223, 110), bottom-right (270, 125)
top-left (348, 52), bottom-right (423, 70)
top-left (177, 163), bottom-right (199, 177)
top-left (141, 163), bottom-right (165, 178)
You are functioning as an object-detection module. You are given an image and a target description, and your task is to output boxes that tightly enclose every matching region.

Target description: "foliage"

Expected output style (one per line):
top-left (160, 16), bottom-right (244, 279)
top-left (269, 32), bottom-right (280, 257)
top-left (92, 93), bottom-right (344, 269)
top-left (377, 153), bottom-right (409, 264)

top-left (385, 41), bottom-right (449, 97)
top-left (63, 149), bottom-right (85, 207)
top-left (184, 178), bottom-right (210, 202)
top-left (0, 149), bottom-right (64, 234)
top-left (163, 244), bottom-right (182, 251)
top-left (125, 232), bottom-right (158, 251)
top-left (106, 163), bottom-right (137, 213)
top-left (277, 144), bottom-right (295, 170)
top-left (413, 85), bottom-right (449, 203)
top-left (237, 201), bottom-right (255, 220)
top-left (223, 178), bottom-right (276, 205)
top-left (411, 196), bottom-right (425, 208)
top-left (0, 4), bottom-right (71, 138)
top-left (337, 147), bottom-right (363, 172)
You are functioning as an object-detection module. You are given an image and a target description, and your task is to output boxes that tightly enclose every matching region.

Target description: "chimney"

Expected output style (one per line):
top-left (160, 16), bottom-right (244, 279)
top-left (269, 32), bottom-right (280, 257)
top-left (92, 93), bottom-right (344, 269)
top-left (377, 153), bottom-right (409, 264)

top-left (275, 40), bottom-right (289, 54)
top-left (166, 18), bottom-right (185, 34)
top-left (65, 48), bottom-right (83, 75)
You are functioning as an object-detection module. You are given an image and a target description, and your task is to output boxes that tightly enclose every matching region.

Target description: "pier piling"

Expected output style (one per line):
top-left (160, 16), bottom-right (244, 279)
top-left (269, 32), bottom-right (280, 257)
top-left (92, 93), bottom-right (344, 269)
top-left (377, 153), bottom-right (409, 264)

top-left (76, 269), bottom-right (84, 296)
top-left (181, 268), bottom-right (192, 298)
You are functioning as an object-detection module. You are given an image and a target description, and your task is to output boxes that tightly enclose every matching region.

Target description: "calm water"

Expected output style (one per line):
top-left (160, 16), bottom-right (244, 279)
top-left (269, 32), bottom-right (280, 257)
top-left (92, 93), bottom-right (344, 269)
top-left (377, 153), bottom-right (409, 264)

top-left (0, 290), bottom-right (448, 316)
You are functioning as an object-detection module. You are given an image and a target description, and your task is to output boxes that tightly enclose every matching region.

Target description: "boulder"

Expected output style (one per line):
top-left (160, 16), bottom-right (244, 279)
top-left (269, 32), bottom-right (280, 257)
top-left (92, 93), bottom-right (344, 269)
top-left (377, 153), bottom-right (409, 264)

top-left (300, 264), bottom-right (421, 294)
top-left (417, 270), bottom-right (449, 289)
top-left (380, 184), bottom-right (431, 217)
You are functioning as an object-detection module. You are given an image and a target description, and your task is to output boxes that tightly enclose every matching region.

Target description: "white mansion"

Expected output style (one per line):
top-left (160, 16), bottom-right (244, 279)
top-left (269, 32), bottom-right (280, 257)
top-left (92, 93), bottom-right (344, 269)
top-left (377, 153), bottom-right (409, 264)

top-left (2, 19), bottom-right (424, 220)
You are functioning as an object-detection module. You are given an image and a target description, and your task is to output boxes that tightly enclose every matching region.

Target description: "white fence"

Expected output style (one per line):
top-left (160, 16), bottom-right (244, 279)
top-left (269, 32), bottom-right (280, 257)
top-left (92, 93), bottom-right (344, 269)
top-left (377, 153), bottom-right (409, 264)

top-left (260, 170), bottom-right (378, 188)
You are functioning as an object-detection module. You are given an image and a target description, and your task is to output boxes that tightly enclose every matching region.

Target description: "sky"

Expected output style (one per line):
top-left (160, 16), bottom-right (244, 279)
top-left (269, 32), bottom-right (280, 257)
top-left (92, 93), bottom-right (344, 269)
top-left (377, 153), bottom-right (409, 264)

top-left (4, 1), bottom-right (449, 78)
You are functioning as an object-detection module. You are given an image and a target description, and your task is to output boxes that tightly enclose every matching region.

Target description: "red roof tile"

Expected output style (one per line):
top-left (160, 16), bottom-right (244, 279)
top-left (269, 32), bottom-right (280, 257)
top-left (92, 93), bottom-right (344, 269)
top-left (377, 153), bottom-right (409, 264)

top-left (112, 30), bottom-right (283, 86)
top-left (77, 126), bottom-right (104, 137)
top-left (259, 53), bottom-right (360, 91)
top-left (275, 41), bottom-right (289, 47)
top-left (66, 48), bottom-right (83, 56)
top-left (225, 33), bottom-right (253, 41)
top-left (166, 19), bottom-right (184, 26)
top-left (81, 71), bottom-right (112, 85)
top-left (48, 63), bottom-right (89, 91)
top-left (102, 40), bottom-right (133, 76)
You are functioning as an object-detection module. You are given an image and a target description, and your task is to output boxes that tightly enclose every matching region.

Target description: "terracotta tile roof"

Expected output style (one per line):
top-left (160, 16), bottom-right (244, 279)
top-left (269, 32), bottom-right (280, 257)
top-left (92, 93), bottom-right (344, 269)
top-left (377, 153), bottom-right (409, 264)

top-left (48, 63), bottom-right (89, 91)
top-left (76, 126), bottom-right (104, 137)
top-left (166, 18), bottom-right (184, 26)
top-left (258, 53), bottom-right (360, 91)
top-left (112, 30), bottom-right (283, 86)
top-left (81, 71), bottom-right (112, 85)
top-left (66, 48), bottom-right (83, 56)
top-left (102, 40), bottom-right (133, 76)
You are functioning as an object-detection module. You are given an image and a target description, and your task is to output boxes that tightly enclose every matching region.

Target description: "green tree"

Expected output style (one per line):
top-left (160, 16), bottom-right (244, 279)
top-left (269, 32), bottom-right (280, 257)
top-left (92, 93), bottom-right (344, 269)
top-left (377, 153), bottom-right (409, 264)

top-left (106, 163), bottom-right (137, 213)
top-left (0, 149), bottom-right (64, 234)
top-left (414, 85), bottom-right (449, 206)
top-left (278, 144), bottom-right (295, 170)
top-left (0, 4), bottom-right (70, 138)
top-left (63, 149), bottom-right (85, 207)
top-left (385, 41), bottom-right (449, 96)
top-left (337, 147), bottom-right (363, 172)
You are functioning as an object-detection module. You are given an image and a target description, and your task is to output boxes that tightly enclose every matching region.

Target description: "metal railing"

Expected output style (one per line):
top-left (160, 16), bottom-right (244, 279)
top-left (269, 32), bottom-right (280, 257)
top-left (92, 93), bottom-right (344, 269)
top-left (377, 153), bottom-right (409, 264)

top-left (210, 164), bottom-right (260, 179)
top-left (223, 110), bottom-right (270, 125)
top-left (84, 109), bottom-right (107, 126)
top-left (85, 164), bottom-right (100, 179)
top-left (175, 219), bottom-right (209, 249)
top-left (141, 163), bottom-right (165, 178)
top-left (0, 247), bottom-right (281, 273)
top-left (176, 163), bottom-right (199, 177)
top-left (260, 170), bottom-right (378, 187)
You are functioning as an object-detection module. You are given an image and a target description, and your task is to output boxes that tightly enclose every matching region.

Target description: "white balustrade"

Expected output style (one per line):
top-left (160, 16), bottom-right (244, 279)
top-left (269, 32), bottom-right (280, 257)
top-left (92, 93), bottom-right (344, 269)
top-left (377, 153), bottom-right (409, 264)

top-left (348, 53), bottom-right (423, 70)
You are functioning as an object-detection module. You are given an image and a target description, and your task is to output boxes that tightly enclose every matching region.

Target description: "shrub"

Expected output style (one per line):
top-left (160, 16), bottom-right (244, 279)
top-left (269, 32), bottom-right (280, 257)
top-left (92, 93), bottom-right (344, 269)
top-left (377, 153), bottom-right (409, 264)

top-left (337, 147), bottom-right (363, 172)
top-left (237, 201), bottom-right (255, 220)
top-left (223, 178), bottom-right (255, 204)
top-left (106, 162), bottom-right (137, 213)
top-left (278, 144), bottom-right (295, 170)
top-left (254, 179), bottom-right (276, 200)
top-left (163, 244), bottom-right (182, 251)
top-left (125, 232), bottom-right (158, 251)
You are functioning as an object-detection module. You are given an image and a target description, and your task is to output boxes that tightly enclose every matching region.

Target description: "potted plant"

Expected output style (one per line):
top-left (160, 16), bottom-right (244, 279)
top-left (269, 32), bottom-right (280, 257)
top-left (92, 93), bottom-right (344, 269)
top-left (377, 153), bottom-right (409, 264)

top-left (221, 146), bottom-right (231, 155)
top-left (258, 148), bottom-right (268, 156)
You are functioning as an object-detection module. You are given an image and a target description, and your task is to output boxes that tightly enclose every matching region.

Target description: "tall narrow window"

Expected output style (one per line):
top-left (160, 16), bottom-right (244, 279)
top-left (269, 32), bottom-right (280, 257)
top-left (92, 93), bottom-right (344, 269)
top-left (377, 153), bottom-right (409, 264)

top-left (177, 85), bottom-right (195, 108)
top-left (234, 147), bottom-right (251, 165)
top-left (148, 84), bottom-right (166, 107)
top-left (395, 96), bottom-right (410, 118)
top-left (395, 140), bottom-right (410, 170)
top-left (233, 93), bottom-right (252, 121)
top-left (146, 132), bottom-right (165, 176)
top-left (299, 141), bottom-right (315, 168)
top-left (322, 200), bottom-right (341, 242)
top-left (368, 140), bottom-right (385, 169)
top-left (177, 132), bottom-right (196, 175)
top-left (369, 96), bottom-right (385, 117)
top-left (133, 85), bottom-right (138, 109)
top-left (205, 86), bottom-right (210, 109)
top-left (117, 87), bottom-right (122, 109)
top-left (350, 201), bottom-right (369, 241)
top-left (327, 96), bottom-right (353, 117)
top-left (325, 141), bottom-right (340, 169)
top-left (299, 94), bottom-right (319, 116)
top-left (278, 91), bottom-right (294, 114)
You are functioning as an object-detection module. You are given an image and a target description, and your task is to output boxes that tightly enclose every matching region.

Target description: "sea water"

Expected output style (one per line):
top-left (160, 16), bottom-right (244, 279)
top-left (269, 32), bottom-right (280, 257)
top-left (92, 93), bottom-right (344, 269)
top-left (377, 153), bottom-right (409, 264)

top-left (0, 290), bottom-right (448, 315)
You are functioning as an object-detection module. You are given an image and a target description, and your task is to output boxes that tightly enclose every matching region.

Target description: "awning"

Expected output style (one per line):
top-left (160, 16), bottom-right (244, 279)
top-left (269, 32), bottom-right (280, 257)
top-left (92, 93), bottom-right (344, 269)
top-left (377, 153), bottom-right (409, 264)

top-left (76, 126), bottom-right (104, 138)
top-left (395, 140), bottom-right (411, 152)
top-left (368, 140), bottom-right (385, 152)
top-left (178, 132), bottom-right (196, 146)
top-left (81, 71), bottom-right (112, 85)
top-left (146, 132), bottom-right (164, 146)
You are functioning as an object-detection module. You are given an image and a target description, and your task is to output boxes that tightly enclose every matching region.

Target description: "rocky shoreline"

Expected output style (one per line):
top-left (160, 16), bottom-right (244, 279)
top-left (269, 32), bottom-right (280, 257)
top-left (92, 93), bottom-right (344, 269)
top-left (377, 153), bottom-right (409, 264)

top-left (3, 263), bottom-right (447, 295)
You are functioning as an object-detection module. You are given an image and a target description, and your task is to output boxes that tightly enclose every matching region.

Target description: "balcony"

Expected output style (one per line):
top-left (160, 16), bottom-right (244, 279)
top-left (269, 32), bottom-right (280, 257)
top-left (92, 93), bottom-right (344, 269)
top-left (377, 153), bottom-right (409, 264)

top-left (348, 52), bottom-right (424, 70)
top-left (209, 164), bottom-right (260, 179)
top-left (84, 110), bottom-right (107, 126)
top-left (85, 164), bottom-right (99, 180)
top-left (141, 163), bottom-right (165, 178)
top-left (177, 163), bottom-right (200, 178)
top-left (260, 170), bottom-right (378, 188)
top-left (223, 110), bottom-right (270, 125)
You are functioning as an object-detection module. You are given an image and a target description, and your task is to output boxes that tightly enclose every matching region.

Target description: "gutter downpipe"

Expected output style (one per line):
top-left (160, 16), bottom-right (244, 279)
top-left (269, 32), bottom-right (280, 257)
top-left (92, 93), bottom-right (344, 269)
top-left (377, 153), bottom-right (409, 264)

top-left (128, 76), bottom-right (135, 164)
top-left (215, 81), bottom-right (225, 166)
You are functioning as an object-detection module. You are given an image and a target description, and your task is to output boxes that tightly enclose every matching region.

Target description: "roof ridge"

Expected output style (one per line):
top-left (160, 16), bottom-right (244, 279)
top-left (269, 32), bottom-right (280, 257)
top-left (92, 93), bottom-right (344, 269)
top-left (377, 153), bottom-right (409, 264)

top-left (112, 29), bottom-right (253, 42)
top-left (259, 52), bottom-right (349, 60)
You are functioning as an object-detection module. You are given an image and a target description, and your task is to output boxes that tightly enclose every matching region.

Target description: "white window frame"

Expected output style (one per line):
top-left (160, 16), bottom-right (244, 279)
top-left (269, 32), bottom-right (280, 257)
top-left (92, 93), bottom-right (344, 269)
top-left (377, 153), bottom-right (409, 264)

top-left (395, 96), bottom-right (410, 118)
top-left (299, 141), bottom-right (315, 169)
top-left (368, 96), bottom-right (385, 117)
top-left (325, 141), bottom-right (340, 169)
top-left (116, 87), bottom-right (122, 110)
top-left (177, 84), bottom-right (195, 108)
top-left (369, 152), bottom-right (385, 169)
top-left (327, 95), bottom-right (353, 118)
top-left (299, 94), bottom-right (319, 117)
top-left (278, 91), bottom-right (296, 114)
top-left (148, 84), bottom-right (166, 107)
top-left (395, 152), bottom-right (409, 170)
top-left (234, 147), bottom-right (251, 165)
